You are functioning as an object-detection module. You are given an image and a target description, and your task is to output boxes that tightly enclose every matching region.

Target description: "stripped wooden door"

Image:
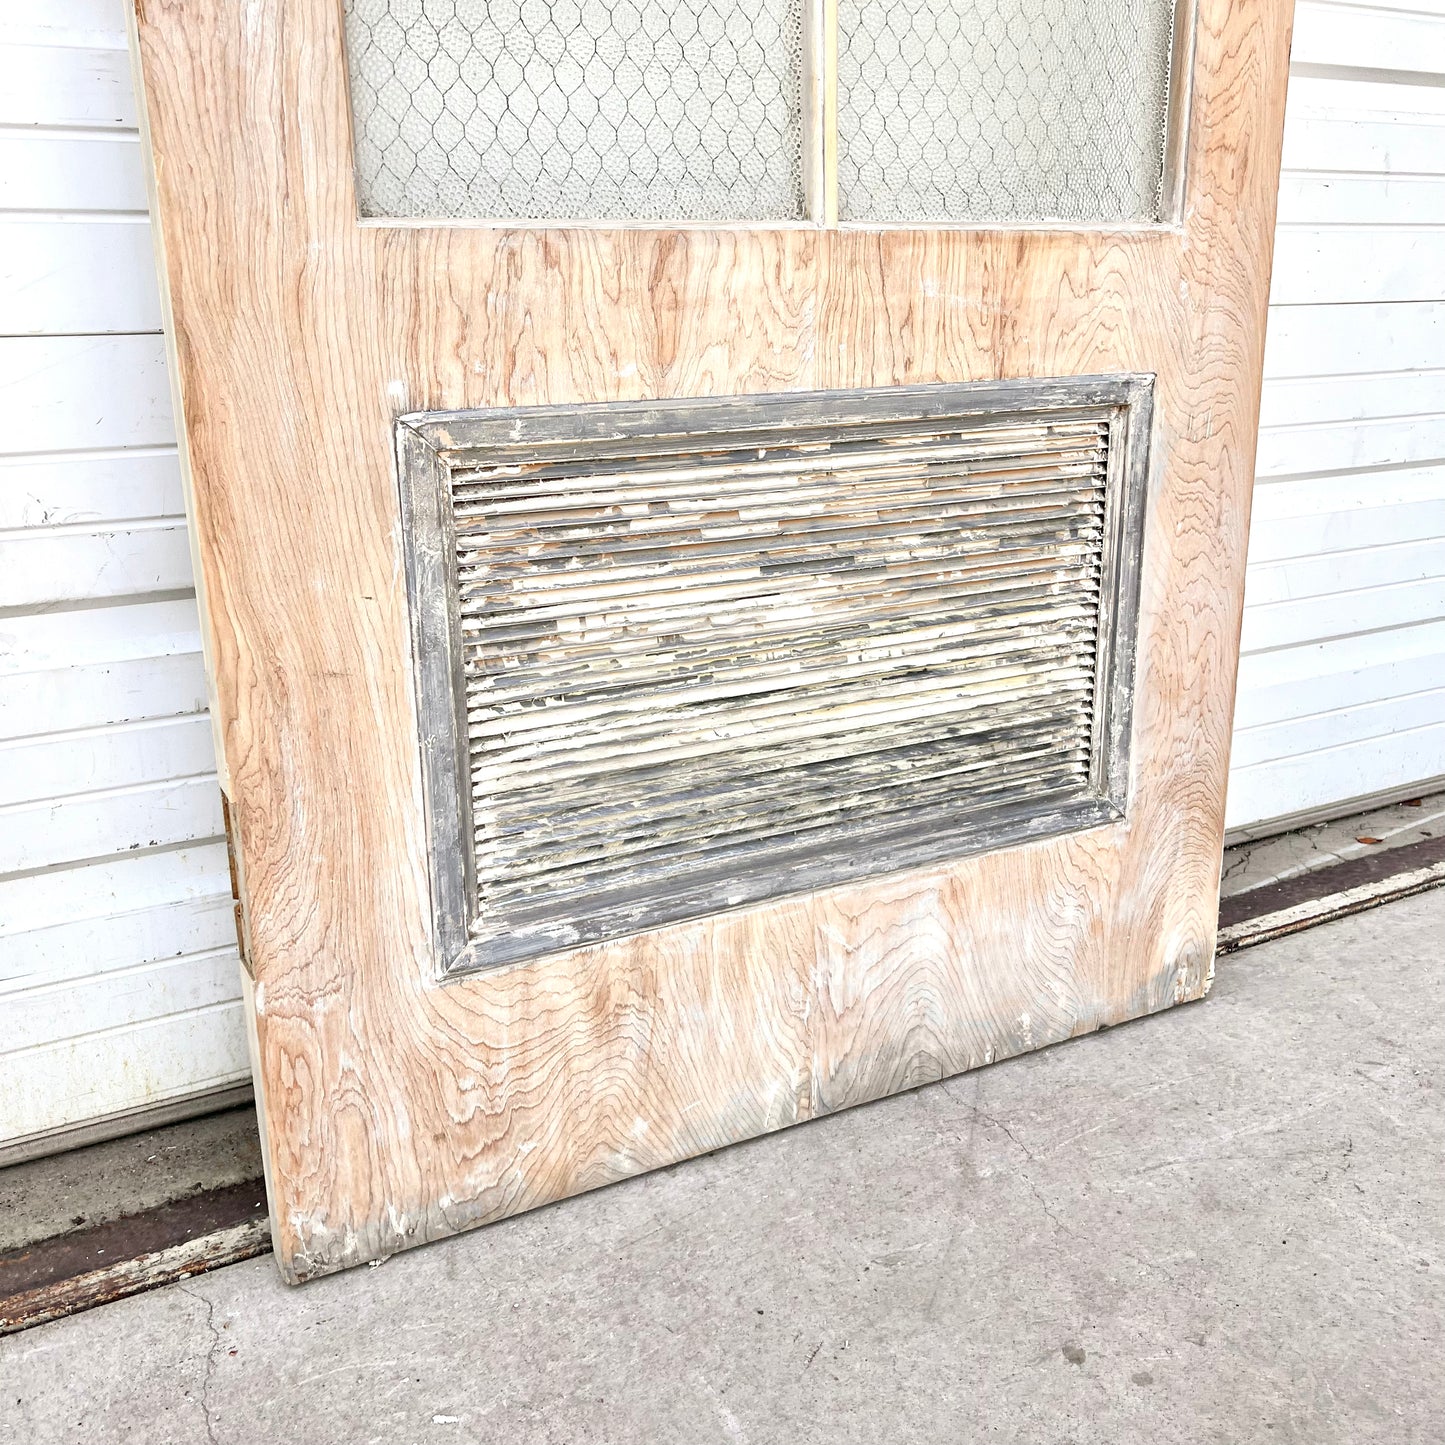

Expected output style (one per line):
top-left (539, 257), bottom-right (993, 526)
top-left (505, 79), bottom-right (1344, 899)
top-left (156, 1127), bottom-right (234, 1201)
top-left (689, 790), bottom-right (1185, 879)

top-left (131, 0), bottom-right (1293, 1280)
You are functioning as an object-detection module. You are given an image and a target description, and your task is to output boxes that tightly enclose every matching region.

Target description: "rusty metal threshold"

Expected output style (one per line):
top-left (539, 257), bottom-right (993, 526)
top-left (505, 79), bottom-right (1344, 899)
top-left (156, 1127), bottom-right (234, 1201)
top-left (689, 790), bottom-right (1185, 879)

top-left (0, 1107), bottom-right (269, 1335)
top-left (4, 826), bottom-right (1442, 1334)
top-left (0, 1177), bottom-right (269, 1334)
top-left (1217, 831), bottom-right (1445, 955)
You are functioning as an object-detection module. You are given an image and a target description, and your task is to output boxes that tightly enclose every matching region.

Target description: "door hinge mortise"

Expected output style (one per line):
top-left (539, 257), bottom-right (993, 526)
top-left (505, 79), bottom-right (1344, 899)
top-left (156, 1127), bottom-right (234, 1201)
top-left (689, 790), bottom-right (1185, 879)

top-left (221, 791), bottom-right (253, 978)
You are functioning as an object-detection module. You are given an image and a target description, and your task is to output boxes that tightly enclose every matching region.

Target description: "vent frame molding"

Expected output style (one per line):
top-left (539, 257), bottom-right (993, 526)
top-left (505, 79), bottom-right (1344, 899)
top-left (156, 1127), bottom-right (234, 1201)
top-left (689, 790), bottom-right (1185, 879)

top-left (398, 375), bottom-right (1154, 977)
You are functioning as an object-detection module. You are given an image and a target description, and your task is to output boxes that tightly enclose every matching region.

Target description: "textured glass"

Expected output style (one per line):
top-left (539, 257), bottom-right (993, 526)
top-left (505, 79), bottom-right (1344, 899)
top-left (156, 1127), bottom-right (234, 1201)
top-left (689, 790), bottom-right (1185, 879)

top-left (837, 0), bottom-right (1177, 223)
top-left (343, 0), bottom-right (805, 220)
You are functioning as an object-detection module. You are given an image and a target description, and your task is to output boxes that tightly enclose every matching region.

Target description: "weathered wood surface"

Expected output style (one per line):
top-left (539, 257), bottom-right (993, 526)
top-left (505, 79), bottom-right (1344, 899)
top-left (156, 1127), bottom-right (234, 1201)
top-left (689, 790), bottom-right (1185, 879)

top-left (131, 0), bottom-right (1293, 1280)
top-left (402, 383), bottom-right (1150, 970)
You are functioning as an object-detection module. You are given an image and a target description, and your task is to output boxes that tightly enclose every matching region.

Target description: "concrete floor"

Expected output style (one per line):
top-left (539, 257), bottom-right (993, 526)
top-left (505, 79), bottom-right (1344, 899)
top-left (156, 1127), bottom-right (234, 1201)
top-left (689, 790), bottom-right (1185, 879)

top-left (2, 891), bottom-right (1441, 1445)
top-left (0, 1106), bottom-right (262, 1254)
top-left (1221, 790), bottom-right (1445, 898)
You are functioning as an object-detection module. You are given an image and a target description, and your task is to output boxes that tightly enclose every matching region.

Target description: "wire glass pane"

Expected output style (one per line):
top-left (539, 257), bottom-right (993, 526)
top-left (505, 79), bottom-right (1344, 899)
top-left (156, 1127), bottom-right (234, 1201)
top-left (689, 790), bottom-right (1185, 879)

top-left (344, 0), bottom-right (806, 220)
top-left (837, 0), bottom-right (1177, 224)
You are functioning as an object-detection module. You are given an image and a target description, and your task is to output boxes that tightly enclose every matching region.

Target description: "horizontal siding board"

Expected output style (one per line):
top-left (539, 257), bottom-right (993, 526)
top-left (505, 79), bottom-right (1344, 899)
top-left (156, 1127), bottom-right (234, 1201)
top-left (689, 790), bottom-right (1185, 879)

top-left (1284, 72), bottom-right (1445, 121)
top-left (1230, 685), bottom-right (1445, 771)
top-left (1254, 415), bottom-right (1445, 477)
top-left (0, 774), bottom-right (224, 875)
top-left (1281, 67), bottom-right (1445, 174)
top-left (1233, 620), bottom-right (1445, 727)
top-left (1281, 113), bottom-right (1445, 176)
top-left (0, 218), bottom-right (162, 335)
top-left (0, 840), bottom-right (232, 946)
top-left (1352, 0), bottom-right (1445, 16)
top-left (1276, 175), bottom-right (1445, 228)
top-left (0, 520), bottom-right (195, 608)
top-left (0, 448), bottom-right (184, 529)
top-left (1237, 614), bottom-right (1445, 686)
top-left (1226, 723), bottom-right (1445, 831)
top-left (1244, 539), bottom-right (1445, 609)
top-left (0, 335), bottom-right (174, 453)
top-left (1, 596), bottom-right (201, 676)
top-left (1240, 576), bottom-right (1445, 653)
top-left (5, 949), bottom-right (242, 1052)
top-left (1292, 0), bottom-right (1445, 73)
top-left (0, 895), bottom-right (235, 996)
top-left (1269, 228), bottom-right (1445, 307)
top-left (0, 714), bottom-right (215, 808)
top-left (0, 132), bottom-right (147, 214)
top-left (1258, 371), bottom-right (1445, 430)
top-left (1263, 302), bottom-right (1445, 378)
top-left (1248, 498), bottom-right (1445, 564)
top-left (0, 44), bottom-right (136, 129)
top-left (0, 4), bottom-right (130, 47)
top-left (0, 1003), bottom-right (250, 1153)
top-left (0, 652), bottom-right (208, 742)
top-left (1251, 463), bottom-right (1445, 520)
top-left (0, 595), bottom-right (208, 742)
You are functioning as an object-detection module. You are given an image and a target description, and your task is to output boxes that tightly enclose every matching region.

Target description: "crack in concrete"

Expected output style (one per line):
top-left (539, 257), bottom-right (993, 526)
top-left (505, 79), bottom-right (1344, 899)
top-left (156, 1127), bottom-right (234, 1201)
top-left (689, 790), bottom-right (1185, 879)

top-left (1221, 844), bottom-right (1254, 883)
top-left (177, 1281), bottom-right (223, 1445)
top-left (969, 1104), bottom-right (1185, 1287)
top-left (974, 1107), bottom-right (1036, 1163)
top-left (968, 1105), bottom-right (1075, 1236)
top-left (1021, 1172), bottom-right (1070, 1235)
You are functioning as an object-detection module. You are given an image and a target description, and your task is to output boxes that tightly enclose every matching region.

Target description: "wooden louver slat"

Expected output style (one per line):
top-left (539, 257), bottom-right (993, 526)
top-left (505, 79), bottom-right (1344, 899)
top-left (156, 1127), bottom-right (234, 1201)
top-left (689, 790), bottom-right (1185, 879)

top-left (398, 378), bottom-right (1153, 973)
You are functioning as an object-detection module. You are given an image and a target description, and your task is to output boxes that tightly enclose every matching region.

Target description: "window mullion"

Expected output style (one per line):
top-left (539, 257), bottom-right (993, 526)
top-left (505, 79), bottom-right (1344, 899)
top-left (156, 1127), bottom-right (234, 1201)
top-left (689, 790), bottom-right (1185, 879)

top-left (803, 0), bottom-right (837, 224)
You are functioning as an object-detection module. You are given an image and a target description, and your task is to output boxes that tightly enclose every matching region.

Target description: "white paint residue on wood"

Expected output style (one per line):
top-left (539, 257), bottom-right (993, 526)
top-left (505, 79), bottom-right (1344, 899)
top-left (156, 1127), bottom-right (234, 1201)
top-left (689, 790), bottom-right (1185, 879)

top-left (455, 416), bottom-right (1113, 949)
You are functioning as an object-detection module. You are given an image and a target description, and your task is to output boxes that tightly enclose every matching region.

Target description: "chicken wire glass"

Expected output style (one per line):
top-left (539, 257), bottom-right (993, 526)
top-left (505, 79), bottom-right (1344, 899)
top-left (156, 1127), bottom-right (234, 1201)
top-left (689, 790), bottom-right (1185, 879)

top-left (343, 0), bottom-right (805, 220)
top-left (837, 0), bottom-right (1177, 224)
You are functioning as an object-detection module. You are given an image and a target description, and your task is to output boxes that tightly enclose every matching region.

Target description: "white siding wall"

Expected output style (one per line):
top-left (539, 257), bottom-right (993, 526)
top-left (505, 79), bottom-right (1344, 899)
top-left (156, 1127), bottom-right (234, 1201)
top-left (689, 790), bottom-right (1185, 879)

top-left (0, 2), bottom-right (249, 1158)
top-left (1228, 0), bottom-right (1445, 832)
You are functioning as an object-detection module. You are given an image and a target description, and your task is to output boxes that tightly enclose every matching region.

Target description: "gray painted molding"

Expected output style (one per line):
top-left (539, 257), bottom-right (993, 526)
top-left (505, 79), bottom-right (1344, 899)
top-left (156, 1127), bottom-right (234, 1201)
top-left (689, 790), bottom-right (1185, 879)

top-left (396, 375), bottom-right (1155, 975)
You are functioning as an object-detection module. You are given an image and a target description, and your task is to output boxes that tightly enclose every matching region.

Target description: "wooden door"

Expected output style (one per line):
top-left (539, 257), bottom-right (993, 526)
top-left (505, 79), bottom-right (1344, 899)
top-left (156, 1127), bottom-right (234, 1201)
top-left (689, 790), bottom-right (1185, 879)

top-left (130, 0), bottom-right (1293, 1281)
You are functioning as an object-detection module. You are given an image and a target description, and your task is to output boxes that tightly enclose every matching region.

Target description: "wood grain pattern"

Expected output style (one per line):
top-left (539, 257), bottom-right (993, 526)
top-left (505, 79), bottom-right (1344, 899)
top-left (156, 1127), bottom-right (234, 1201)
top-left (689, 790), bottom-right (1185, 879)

top-left (131, 0), bottom-right (1294, 1280)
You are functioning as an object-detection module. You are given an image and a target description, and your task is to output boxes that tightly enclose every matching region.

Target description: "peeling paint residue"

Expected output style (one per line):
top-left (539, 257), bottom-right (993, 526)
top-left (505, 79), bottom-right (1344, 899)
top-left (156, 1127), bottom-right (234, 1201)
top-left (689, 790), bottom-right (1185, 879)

top-left (399, 379), bottom-right (1153, 971)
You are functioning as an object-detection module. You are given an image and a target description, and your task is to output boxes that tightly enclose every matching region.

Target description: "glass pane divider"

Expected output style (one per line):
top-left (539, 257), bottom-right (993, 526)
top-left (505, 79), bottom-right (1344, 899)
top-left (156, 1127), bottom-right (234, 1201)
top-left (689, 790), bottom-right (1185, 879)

top-left (802, 0), bottom-right (833, 224)
top-left (823, 0), bottom-right (839, 225)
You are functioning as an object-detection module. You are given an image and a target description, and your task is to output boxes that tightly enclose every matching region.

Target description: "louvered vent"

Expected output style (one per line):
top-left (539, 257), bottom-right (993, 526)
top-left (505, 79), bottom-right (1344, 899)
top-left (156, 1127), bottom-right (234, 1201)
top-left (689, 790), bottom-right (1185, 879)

top-left (399, 378), bottom-right (1152, 973)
